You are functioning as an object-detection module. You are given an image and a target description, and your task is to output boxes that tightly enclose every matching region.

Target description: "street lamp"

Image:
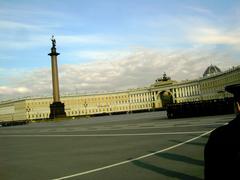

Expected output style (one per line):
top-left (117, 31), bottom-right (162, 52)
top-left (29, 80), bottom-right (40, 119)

top-left (84, 100), bottom-right (88, 115)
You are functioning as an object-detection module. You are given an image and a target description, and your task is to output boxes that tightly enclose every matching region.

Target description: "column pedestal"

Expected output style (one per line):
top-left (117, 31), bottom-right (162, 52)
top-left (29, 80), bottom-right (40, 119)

top-left (50, 102), bottom-right (66, 119)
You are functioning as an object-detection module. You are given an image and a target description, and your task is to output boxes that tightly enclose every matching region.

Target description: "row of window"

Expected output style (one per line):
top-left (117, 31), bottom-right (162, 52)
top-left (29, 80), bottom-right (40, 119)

top-left (28, 114), bottom-right (49, 119)
top-left (26, 93), bottom-right (154, 107)
top-left (27, 97), bottom-right (154, 111)
top-left (64, 97), bottom-right (147, 105)
top-left (26, 101), bottom-right (51, 106)
top-left (175, 72), bottom-right (240, 98)
top-left (64, 95), bottom-right (128, 103)
top-left (27, 104), bottom-right (153, 119)
top-left (202, 72), bottom-right (240, 89)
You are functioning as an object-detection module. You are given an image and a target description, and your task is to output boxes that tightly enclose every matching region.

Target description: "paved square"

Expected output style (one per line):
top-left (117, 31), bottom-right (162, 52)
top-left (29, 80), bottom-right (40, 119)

top-left (0, 112), bottom-right (234, 180)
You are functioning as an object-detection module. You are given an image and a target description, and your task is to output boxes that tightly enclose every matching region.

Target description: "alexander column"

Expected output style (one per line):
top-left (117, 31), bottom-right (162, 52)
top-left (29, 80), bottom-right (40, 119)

top-left (48, 35), bottom-right (66, 119)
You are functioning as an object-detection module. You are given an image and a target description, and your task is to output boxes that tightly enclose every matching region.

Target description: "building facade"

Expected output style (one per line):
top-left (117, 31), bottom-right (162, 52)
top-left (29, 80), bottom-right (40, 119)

top-left (0, 65), bottom-right (240, 122)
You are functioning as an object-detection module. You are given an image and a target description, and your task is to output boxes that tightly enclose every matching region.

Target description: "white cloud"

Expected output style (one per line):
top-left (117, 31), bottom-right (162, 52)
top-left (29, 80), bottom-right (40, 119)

top-left (188, 26), bottom-right (240, 46)
top-left (0, 47), bottom-right (238, 100)
top-left (0, 86), bottom-right (31, 95)
top-left (68, 49), bottom-right (132, 60)
top-left (0, 33), bottom-right (120, 50)
top-left (183, 5), bottom-right (212, 15)
top-left (57, 35), bottom-right (115, 45)
top-left (0, 20), bottom-right (40, 30)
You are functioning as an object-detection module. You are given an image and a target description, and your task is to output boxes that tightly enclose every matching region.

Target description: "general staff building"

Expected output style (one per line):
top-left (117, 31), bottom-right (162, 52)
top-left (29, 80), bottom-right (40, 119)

top-left (0, 64), bottom-right (240, 122)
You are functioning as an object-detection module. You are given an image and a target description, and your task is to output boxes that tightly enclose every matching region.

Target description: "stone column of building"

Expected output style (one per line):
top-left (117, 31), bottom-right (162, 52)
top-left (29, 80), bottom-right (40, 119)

top-left (193, 86), bottom-right (195, 95)
top-left (189, 86), bottom-right (193, 96)
top-left (176, 88), bottom-right (179, 98)
top-left (182, 87), bottom-right (185, 97)
top-left (186, 87), bottom-right (188, 96)
top-left (193, 85), bottom-right (196, 95)
top-left (48, 35), bottom-right (66, 119)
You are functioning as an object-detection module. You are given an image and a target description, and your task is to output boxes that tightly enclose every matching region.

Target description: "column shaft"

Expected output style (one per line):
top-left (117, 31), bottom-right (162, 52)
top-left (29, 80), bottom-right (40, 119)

top-left (51, 55), bottom-right (60, 102)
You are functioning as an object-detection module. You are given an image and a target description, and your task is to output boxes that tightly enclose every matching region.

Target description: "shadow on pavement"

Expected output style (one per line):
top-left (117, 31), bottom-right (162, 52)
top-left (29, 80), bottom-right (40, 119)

top-left (154, 152), bottom-right (204, 166)
top-left (170, 139), bottom-right (206, 147)
top-left (132, 160), bottom-right (202, 180)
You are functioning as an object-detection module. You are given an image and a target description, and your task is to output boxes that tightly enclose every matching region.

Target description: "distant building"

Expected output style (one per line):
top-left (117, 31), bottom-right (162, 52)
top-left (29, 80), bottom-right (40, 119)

top-left (0, 65), bottom-right (240, 122)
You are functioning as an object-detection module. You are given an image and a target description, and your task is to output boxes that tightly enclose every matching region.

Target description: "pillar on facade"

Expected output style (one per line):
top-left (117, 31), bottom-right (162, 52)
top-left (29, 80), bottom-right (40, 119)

top-left (176, 88), bottom-right (179, 98)
top-left (189, 86), bottom-right (193, 96)
top-left (193, 85), bottom-right (196, 95)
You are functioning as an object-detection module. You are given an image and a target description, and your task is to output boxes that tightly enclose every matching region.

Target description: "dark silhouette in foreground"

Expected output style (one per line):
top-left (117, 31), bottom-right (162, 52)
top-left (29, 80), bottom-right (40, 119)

top-left (204, 84), bottom-right (240, 179)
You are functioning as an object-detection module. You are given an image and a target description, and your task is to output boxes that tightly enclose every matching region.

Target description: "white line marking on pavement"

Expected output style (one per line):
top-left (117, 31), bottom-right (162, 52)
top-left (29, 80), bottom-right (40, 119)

top-left (73, 122), bottom-right (223, 132)
top-left (0, 131), bottom-right (208, 137)
top-left (51, 130), bottom-right (212, 180)
top-left (0, 122), bottom-right (226, 134)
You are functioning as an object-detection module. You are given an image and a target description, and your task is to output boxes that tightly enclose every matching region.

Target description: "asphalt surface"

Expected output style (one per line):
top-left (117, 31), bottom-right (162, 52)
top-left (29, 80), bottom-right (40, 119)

top-left (0, 111), bottom-right (235, 180)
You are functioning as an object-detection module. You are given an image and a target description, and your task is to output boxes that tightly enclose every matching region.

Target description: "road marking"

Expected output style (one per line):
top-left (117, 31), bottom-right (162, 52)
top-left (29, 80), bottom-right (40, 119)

top-left (51, 130), bottom-right (212, 180)
top-left (0, 131), bottom-right (208, 137)
top-left (0, 122), bottom-right (226, 134)
top-left (84, 122), bottom-right (224, 131)
top-left (58, 122), bottom-right (225, 132)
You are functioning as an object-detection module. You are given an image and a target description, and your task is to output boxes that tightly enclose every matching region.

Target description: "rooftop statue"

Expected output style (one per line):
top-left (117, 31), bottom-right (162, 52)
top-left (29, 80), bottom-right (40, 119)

top-left (155, 72), bottom-right (171, 83)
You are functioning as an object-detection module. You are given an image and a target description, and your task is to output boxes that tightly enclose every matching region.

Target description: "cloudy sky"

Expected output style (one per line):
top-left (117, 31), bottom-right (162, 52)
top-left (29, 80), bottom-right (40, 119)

top-left (0, 0), bottom-right (240, 100)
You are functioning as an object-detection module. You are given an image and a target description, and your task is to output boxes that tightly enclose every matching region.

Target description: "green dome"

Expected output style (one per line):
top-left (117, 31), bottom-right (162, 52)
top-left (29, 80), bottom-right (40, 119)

top-left (203, 65), bottom-right (221, 77)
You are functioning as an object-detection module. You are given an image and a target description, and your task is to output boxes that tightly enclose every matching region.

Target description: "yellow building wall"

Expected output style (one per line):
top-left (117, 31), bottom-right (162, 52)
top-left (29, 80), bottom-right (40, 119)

top-left (0, 66), bottom-right (240, 122)
top-left (26, 98), bottom-right (52, 120)
top-left (0, 100), bottom-right (26, 122)
top-left (0, 102), bottom-right (15, 122)
top-left (62, 92), bottom-right (131, 116)
top-left (13, 100), bottom-right (27, 120)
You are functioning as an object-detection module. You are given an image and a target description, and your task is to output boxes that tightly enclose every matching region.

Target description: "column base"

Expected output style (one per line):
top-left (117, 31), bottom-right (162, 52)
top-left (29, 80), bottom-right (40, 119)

top-left (49, 102), bottom-right (66, 119)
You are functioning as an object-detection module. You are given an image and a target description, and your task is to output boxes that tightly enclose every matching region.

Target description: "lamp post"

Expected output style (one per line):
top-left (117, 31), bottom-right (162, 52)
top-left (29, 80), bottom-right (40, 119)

top-left (84, 101), bottom-right (88, 115)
